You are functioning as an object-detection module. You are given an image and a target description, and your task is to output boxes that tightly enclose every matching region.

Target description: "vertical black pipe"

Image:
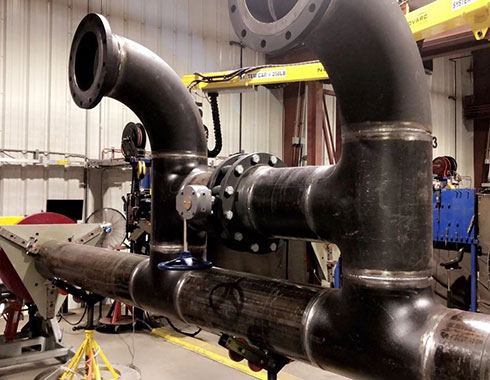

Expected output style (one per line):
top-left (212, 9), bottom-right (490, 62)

top-left (232, 0), bottom-right (433, 277)
top-left (68, 14), bottom-right (208, 260)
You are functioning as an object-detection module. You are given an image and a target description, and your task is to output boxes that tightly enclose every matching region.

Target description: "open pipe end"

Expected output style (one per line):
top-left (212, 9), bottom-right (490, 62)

top-left (69, 13), bottom-right (120, 110)
top-left (229, 0), bottom-right (331, 54)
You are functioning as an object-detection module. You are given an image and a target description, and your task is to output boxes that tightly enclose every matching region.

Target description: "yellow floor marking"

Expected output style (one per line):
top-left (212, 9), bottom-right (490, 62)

top-left (151, 328), bottom-right (301, 380)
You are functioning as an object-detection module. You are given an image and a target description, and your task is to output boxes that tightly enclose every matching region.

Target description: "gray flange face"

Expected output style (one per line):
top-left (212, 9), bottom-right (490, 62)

top-left (228, 0), bottom-right (331, 54)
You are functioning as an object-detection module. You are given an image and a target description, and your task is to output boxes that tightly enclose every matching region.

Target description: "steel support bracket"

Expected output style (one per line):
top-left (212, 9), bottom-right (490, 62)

top-left (461, 4), bottom-right (490, 40)
top-left (0, 227), bottom-right (40, 256)
top-left (72, 224), bottom-right (104, 245)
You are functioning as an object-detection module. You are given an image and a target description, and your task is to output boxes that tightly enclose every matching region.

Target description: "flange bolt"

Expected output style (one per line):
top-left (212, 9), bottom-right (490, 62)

top-left (224, 186), bottom-right (235, 198)
top-left (234, 165), bottom-right (244, 176)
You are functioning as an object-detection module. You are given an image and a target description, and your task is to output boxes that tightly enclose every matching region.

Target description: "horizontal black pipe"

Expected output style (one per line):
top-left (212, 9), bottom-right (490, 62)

top-left (69, 14), bottom-right (208, 259)
top-left (36, 241), bottom-right (490, 379)
top-left (235, 125), bottom-right (433, 275)
top-left (36, 241), bottom-right (145, 305)
top-left (35, 241), bottom-right (327, 361)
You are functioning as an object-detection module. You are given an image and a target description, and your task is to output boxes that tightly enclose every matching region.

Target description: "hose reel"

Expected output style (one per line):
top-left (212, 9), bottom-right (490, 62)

top-left (121, 122), bottom-right (146, 161)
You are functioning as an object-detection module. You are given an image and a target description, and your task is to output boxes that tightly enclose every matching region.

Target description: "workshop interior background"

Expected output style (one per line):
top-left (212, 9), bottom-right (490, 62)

top-left (0, 0), bottom-right (472, 218)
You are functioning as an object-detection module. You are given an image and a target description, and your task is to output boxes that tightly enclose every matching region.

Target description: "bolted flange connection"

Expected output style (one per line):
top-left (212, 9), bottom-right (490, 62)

top-left (207, 152), bottom-right (284, 254)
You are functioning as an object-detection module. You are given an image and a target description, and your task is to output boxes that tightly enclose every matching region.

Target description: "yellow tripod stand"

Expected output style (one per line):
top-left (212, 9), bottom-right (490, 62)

top-left (60, 330), bottom-right (119, 380)
top-left (53, 279), bottom-right (119, 380)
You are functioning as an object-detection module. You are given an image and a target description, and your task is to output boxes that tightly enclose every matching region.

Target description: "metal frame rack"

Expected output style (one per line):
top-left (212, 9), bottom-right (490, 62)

top-left (433, 188), bottom-right (479, 311)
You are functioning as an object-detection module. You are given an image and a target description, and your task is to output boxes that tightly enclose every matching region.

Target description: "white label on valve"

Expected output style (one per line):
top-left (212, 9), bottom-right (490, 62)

top-left (452, 0), bottom-right (477, 11)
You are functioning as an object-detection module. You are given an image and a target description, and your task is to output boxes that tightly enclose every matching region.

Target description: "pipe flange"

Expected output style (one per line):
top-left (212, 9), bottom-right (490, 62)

top-left (208, 154), bottom-right (244, 192)
top-left (207, 154), bottom-right (244, 232)
top-left (216, 152), bottom-right (285, 254)
top-left (228, 0), bottom-right (331, 53)
top-left (69, 13), bottom-right (120, 110)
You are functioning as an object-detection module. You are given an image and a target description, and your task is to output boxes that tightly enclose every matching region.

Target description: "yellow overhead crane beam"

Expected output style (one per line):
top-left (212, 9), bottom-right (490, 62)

top-left (182, 0), bottom-right (490, 92)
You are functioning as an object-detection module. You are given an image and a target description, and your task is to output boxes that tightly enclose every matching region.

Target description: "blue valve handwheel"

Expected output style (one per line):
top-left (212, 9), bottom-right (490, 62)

top-left (158, 251), bottom-right (212, 271)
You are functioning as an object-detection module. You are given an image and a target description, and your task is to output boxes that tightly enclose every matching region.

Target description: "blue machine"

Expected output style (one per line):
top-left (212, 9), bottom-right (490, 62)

top-left (433, 188), bottom-right (478, 311)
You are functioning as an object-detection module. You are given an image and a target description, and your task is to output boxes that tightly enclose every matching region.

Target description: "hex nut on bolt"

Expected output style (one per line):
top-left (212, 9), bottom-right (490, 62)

top-left (234, 165), bottom-right (244, 176)
top-left (269, 156), bottom-right (278, 166)
top-left (234, 232), bottom-right (243, 241)
top-left (224, 210), bottom-right (234, 220)
top-left (251, 154), bottom-right (260, 165)
top-left (250, 243), bottom-right (259, 253)
top-left (224, 186), bottom-right (235, 197)
top-left (270, 243), bottom-right (277, 252)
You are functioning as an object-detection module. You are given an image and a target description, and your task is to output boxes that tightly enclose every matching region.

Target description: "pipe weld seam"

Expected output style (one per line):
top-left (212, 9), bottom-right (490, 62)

top-left (302, 290), bottom-right (331, 367)
top-left (151, 152), bottom-right (208, 160)
top-left (149, 243), bottom-right (186, 255)
top-left (173, 274), bottom-right (189, 323)
top-left (420, 309), bottom-right (461, 380)
top-left (128, 259), bottom-right (149, 308)
top-left (343, 126), bottom-right (431, 143)
top-left (344, 272), bottom-right (432, 289)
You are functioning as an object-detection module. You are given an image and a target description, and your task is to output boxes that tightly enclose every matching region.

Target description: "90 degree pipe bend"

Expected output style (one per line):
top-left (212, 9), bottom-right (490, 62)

top-left (69, 14), bottom-right (208, 259)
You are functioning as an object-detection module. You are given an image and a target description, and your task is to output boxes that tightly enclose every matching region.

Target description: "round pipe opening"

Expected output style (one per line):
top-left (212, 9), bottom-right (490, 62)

top-left (245, 0), bottom-right (297, 22)
top-left (74, 31), bottom-right (99, 91)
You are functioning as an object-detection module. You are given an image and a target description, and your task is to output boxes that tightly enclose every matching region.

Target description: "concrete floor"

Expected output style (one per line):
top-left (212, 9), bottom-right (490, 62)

top-left (0, 309), bottom-right (350, 380)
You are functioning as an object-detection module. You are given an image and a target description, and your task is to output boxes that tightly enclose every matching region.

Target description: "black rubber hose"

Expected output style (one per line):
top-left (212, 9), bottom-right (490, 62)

top-left (207, 92), bottom-right (222, 158)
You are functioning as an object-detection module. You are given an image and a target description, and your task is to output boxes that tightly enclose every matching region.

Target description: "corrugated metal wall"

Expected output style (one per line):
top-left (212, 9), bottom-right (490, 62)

top-left (430, 55), bottom-right (474, 184)
top-left (0, 0), bottom-right (283, 217)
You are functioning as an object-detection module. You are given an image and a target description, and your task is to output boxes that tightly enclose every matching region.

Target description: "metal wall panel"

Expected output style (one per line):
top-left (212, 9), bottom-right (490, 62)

top-left (0, 0), bottom-right (283, 217)
top-left (430, 55), bottom-right (474, 184)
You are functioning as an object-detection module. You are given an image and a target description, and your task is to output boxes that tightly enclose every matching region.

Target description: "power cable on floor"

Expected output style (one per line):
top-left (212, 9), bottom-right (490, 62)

top-left (164, 316), bottom-right (202, 338)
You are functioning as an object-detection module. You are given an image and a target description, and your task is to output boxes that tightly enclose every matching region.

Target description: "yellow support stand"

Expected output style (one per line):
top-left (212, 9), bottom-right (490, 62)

top-left (60, 330), bottom-right (119, 380)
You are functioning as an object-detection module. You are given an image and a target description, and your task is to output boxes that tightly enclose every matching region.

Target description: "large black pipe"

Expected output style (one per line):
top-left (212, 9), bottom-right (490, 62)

top-left (69, 14), bottom-right (208, 260)
top-left (36, 240), bottom-right (490, 379)
top-left (231, 0), bottom-right (432, 277)
top-left (36, 241), bottom-right (328, 362)
top-left (34, 2), bottom-right (490, 380)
